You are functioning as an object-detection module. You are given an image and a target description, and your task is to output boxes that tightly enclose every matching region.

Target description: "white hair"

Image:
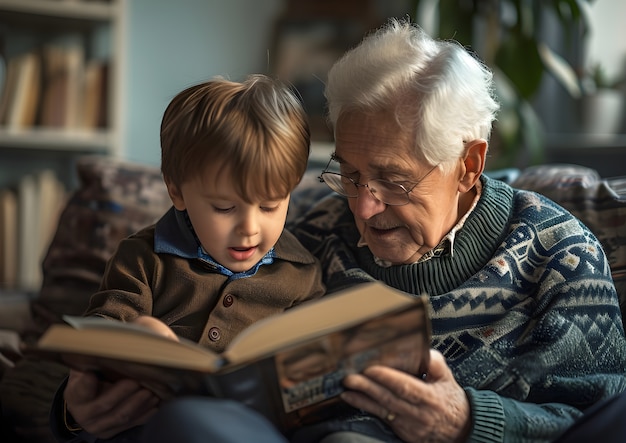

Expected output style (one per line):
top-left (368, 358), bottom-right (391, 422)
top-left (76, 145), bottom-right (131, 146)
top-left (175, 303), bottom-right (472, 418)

top-left (325, 18), bottom-right (500, 170)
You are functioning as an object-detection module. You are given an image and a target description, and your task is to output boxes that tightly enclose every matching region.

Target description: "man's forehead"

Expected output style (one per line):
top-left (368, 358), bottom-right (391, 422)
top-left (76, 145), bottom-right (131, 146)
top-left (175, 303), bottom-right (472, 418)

top-left (332, 150), bottom-right (419, 176)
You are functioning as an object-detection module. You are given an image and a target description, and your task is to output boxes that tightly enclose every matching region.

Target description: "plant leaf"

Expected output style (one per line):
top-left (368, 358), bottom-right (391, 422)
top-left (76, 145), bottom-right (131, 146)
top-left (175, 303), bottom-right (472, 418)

top-left (537, 43), bottom-right (582, 97)
top-left (495, 33), bottom-right (543, 99)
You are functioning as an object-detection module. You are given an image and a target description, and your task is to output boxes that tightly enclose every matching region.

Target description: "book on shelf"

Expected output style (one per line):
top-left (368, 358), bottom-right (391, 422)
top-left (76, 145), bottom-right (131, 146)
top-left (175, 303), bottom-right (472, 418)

top-left (81, 59), bottom-right (109, 130)
top-left (16, 170), bottom-right (66, 291)
top-left (0, 188), bottom-right (18, 289)
top-left (8, 50), bottom-right (42, 129)
top-left (27, 281), bottom-right (431, 434)
top-left (16, 174), bottom-right (38, 291)
top-left (0, 50), bottom-right (42, 129)
top-left (35, 170), bottom-right (66, 262)
top-left (0, 54), bottom-right (19, 126)
top-left (39, 44), bottom-right (85, 129)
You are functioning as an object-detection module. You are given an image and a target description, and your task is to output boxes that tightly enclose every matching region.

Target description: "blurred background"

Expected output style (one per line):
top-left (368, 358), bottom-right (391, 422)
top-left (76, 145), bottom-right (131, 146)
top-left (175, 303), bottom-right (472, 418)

top-left (0, 0), bottom-right (625, 293)
top-left (1, 0), bottom-right (625, 182)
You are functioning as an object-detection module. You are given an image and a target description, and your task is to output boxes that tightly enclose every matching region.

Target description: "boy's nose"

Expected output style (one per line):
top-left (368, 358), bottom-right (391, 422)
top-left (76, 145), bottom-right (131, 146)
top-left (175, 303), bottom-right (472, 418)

top-left (237, 213), bottom-right (259, 236)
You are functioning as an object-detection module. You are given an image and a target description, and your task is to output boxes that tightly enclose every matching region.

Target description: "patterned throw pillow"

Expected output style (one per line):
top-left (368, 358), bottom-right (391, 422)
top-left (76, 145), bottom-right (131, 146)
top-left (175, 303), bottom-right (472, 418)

top-left (512, 164), bottom-right (626, 314)
top-left (29, 155), bottom-right (172, 335)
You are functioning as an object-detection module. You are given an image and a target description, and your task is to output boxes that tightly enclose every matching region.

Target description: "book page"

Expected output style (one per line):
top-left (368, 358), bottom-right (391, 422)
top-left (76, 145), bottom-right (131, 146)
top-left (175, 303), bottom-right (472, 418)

top-left (36, 318), bottom-right (223, 373)
top-left (224, 282), bottom-right (424, 365)
top-left (63, 315), bottom-right (172, 337)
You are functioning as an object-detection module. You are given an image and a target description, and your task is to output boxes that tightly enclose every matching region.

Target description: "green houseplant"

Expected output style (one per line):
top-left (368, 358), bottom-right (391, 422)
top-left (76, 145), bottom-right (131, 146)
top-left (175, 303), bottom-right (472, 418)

top-left (411, 0), bottom-right (594, 168)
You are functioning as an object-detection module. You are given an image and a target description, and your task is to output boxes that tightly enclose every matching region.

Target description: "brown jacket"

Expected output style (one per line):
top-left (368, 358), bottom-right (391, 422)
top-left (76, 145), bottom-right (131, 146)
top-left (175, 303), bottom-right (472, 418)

top-left (85, 223), bottom-right (325, 353)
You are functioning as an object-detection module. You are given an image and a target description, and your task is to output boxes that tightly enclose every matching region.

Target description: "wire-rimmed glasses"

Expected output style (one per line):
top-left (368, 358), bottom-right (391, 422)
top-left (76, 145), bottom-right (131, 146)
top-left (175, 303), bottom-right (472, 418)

top-left (318, 158), bottom-right (439, 206)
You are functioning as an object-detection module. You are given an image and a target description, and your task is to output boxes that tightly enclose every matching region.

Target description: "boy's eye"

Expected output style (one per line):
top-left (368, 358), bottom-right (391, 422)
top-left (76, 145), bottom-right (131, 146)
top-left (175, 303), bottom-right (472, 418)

top-left (212, 205), bottom-right (234, 213)
top-left (260, 205), bottom-right (279, 213)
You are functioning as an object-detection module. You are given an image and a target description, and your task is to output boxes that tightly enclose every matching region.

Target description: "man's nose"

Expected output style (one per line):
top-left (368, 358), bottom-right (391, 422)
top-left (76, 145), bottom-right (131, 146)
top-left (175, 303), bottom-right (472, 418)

top-left (352, 185), bottom-right (385, 220)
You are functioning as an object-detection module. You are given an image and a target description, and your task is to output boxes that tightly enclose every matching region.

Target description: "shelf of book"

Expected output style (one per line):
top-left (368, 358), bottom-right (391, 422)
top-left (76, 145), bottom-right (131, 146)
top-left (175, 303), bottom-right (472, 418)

top-left (0, 1), bottom-right (120, 144)
top-left (0, 127), bottom-right (111, 152)
top-left (0, 0), bottom-right (117, 22)
top-left (0, 0), bottom-right (125, 294)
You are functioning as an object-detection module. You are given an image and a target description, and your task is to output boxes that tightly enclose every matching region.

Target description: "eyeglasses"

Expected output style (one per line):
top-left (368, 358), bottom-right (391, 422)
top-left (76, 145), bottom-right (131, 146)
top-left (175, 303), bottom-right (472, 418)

top-left (318, 158), bottom-right (439, 206)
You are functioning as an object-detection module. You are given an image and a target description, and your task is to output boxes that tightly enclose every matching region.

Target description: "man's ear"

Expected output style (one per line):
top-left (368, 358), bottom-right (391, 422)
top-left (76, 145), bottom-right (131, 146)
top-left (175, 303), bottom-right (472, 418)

top-left (165, 179), bottom-right (186, 211)
top-left (459, 139), bottom-right (487, 193)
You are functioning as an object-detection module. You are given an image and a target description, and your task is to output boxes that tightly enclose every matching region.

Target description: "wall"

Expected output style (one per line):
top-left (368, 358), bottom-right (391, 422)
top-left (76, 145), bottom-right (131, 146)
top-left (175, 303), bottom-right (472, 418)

top-left (537, 1), bottom-right (626, 177)
top-left (587, 0), bottom-right (626, 84)
top-left (119, 1), bottom-right (626, 172)
top-left (121, 0), bottom-right (283, 165)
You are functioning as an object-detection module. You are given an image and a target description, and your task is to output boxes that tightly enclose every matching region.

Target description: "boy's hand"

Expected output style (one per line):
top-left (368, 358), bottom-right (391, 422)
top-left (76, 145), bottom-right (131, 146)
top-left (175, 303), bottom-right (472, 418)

top-left (132, 315), bottom-right (179, 341)
top-left (64, 316), bottom-right (176, 438)
top-left (64, 369), bottom-right (160, 439)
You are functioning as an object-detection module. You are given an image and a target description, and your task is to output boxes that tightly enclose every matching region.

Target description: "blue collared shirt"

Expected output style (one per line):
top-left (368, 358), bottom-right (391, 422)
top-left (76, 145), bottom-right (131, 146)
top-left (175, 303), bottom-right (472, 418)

top-left (153, 207), bottom-right (275, 280)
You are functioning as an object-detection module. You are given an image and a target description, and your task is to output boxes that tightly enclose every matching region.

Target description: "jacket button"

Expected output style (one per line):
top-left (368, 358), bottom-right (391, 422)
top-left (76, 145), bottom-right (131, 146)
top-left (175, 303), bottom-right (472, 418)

top-left (208, 327), bottom-right (221, 341)
top-left (223, 294), bottom-right (234, 307)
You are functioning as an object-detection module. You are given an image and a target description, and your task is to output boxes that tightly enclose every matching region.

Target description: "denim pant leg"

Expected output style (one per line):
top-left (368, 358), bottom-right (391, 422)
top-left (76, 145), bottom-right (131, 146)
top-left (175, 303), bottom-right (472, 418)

top-left (140, 397), bottom-right (289, 443)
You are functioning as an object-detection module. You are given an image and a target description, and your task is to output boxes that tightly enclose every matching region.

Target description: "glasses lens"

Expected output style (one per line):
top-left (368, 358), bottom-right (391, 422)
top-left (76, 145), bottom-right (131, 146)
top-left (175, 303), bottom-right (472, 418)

top-left (321, 173), bottom-right (358, 197)
top-left (369, 180), bottom-right (409, 205)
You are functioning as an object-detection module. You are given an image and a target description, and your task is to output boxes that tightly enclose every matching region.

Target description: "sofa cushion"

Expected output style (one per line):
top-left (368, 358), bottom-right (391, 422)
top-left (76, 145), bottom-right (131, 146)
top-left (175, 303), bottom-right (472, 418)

top-left (511, 164), bottom-right (626, 315)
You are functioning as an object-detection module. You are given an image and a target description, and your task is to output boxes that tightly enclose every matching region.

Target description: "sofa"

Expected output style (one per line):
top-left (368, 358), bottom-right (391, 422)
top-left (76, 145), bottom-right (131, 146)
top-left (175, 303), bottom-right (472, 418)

top-left (0, 155), bottom-right (625, 442)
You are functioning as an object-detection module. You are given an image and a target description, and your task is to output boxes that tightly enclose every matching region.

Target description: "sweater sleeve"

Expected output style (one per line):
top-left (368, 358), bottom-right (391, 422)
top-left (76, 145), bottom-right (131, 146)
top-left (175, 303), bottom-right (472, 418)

top-left (465, 372), bottom-right (626, 443)
top-left (459, 202), bottom-right (626, 442)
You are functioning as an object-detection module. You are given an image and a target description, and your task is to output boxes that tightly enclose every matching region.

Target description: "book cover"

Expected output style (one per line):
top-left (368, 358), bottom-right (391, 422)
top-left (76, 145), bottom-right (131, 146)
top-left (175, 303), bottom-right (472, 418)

top-left (27, 282), bottom-right (431, 434)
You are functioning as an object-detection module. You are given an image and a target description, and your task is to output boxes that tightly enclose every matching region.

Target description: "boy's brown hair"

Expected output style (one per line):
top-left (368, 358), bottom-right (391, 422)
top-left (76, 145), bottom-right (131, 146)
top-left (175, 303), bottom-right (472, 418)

top-left (160, 74), bottom-right (310, 202)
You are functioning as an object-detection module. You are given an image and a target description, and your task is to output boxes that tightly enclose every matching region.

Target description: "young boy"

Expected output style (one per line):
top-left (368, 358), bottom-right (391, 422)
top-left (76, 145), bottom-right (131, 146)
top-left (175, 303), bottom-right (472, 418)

top-left (52, 74), bottom-right (326, 441)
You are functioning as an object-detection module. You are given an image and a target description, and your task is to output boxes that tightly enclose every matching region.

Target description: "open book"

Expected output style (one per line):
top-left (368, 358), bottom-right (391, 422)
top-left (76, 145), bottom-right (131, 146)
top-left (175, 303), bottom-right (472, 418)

top-left (27, 281), bottom-right (431, 434)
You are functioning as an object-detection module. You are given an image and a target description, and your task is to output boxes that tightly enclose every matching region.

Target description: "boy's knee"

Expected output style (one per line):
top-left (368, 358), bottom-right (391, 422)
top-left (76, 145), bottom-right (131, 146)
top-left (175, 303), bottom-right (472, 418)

top-left (142, 397), bottom-right (287, 443)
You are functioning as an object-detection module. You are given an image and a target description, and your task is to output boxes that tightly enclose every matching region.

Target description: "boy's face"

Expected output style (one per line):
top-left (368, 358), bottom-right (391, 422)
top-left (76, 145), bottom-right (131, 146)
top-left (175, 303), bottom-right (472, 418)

top-left (167, 164), bottom-right (290, 273)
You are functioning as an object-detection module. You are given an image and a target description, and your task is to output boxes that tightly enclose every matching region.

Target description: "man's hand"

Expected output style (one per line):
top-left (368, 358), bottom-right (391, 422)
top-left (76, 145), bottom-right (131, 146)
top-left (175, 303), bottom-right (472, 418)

top-left (341, 349), bottom-right (471, 443)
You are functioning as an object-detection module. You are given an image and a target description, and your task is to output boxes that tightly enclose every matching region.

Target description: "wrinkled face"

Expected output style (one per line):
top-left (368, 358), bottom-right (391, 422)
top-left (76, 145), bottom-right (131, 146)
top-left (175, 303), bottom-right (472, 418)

top-left (168, 164), bottom-right (289, 273)
top-left (334, 111), bottom-right (465, 265)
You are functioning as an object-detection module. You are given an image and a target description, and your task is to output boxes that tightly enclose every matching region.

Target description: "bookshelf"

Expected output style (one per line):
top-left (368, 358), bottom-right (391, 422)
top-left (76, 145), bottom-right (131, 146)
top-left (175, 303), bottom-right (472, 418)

top-left (0, 0), bottom-right (124, 160)
top-left (0, 0), bottom-right (125, 293)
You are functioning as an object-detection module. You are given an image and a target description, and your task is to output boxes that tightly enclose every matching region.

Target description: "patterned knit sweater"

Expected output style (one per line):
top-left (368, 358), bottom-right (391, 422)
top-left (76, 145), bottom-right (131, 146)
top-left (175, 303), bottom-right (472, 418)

top-left (291, 175), bottom-right (626, 443)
